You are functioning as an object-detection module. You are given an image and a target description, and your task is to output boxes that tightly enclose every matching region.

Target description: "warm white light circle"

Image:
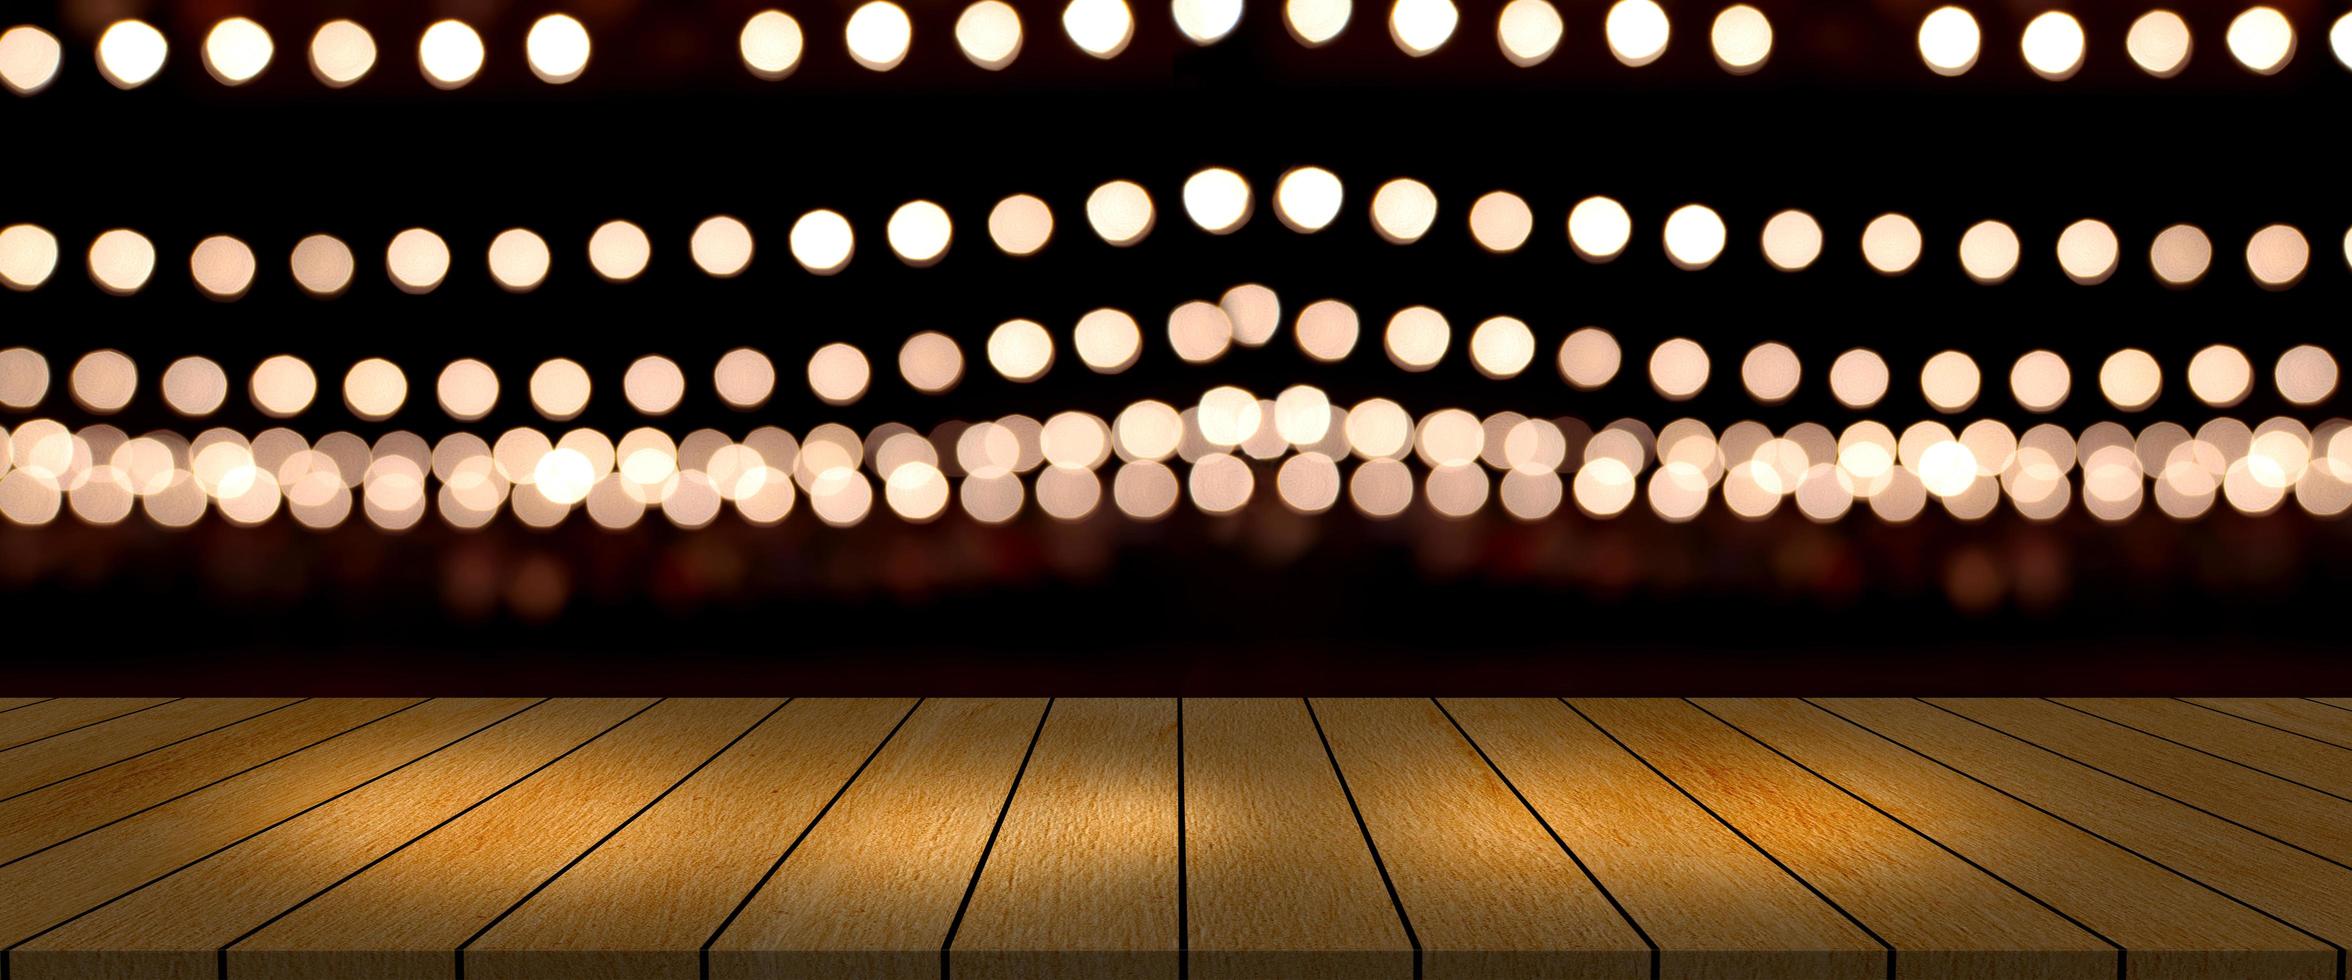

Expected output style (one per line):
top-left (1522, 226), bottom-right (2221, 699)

top-left (2149, 224), bottom-right (2212, 285)
top-left (1958, 220), bottom-right (2020, 284)
top-left (386, 228), bottom-right (451, 294)
top-left (1467, 191), bottom-right (1534, 253)
top-left (0, 225), bottom-right (59, 290)
top-left (1605, 0), bottom-right (1670, 67)
top-left (1559, 328), bottom-right (1622, 389)
top-left (97, 20), bottom-right (170, 89)
top-left (1370, 179), bottom-right (1439, 244)
top-left (887, 201), bottom-right (954, 266)
top-left (203, 18), bottom-right (275, 85)
top-left (2335, 11), bottom-right (2352, 70)
top-left (2127, 10), bottom-right (2192, 77)
top-left (1759, 210), bottom-right (1821, 271)
top-left (1568, 197), bottom-right (1632, 262)
top-left (1065, 0), bottom-right (1137, 57)
top-left (1918, 6), bottom-right (1982, 76)
top-left (2187, 345), bottom-right (2253, 407)
top-left (344, 358), bottom-right (409, 421)
top-left (1087, 180), bottom-right (1157, 246)
top-left (741, 10), bottom-right (806, 78)
top-left (1920, 350), bottom-right (1982, 413)
top-left (190, 236), bottom-right (257, 300)
top-left (1711, 4), bottom-right (1772, 73)
top-left (418, 20), bottom-right (486, 89)
top-left (526, 14), bottom-right (592, 84)
top-left (957, 1), bottom-right (1025, 68)
top-left (1175, 0), bottom-right (1247, 43)
top-left (310, 20), bottom-right (377, 87)
top-left (2099, 348), bottom-right (2162, 411)
top-left (1287, 0), bottom-right (1354, 45)
top-left (2019, 11), bottom-right (2085, 80)
top-left (290, 235), bottom-right (355, 297)
top-left (1389, 0), bottom-right (1461, 55)
top-left (691, 216), bottom-right (756, 278)
top-left (1275, 167), bottom-right (1344, 233)
top-left (0, 26), bottom-right (63, 96)
top-left (2226, 6), bottom-right (2294, 74)
top-left (990, 194), bottom-right (1055, 255)
top-left (1648, 338), bottom-right (1711, 400)
top-left (588, 220), bottom-right (653, 282)
top-left (488, 229), bottom-right (552, 292)
top-left (87, 229), bottom-right (156, 296)
top-left (807, 344), bottom-right (871, 406)
top-left (2246, 224), bottom-right (2309, 288)
top-left (790, 210), bottom-right (857, 274)
top-left (2055, 219), bottom-right (2119, 284)
top-left (1184, 168), bottom-right (1255, 234)
top-left (989, 319), bottom-right (1056, 381)
top-left (252, 355), bottom-right (319, 418)
top-left (846, 1), bottom-right (915, 71)
top-left (1860, 213), bottom-right (1923, 275)
top-left (1496, 0), bottom-right (1564, 66)
top-left (1662, 204), bottom-right (1726, 270)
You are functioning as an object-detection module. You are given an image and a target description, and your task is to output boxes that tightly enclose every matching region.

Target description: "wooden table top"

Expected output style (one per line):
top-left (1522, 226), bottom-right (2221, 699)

top-left (2, 696), bottom-right (2350, 980)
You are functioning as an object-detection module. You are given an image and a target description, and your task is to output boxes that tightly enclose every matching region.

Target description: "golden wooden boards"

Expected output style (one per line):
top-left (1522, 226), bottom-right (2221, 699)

top-left (1, 698), bottom-right (2348, 980)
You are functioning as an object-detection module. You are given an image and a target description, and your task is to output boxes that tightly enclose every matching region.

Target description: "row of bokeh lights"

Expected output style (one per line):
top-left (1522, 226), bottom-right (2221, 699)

top-left (0, 320), bottom-right (2337, 420)
top-left (4, 2), bottom-right (2351, 92)
top-left (3, 175), bottom-right (2348, 293)
top-left (4, 400), bottom-right (2350, 531)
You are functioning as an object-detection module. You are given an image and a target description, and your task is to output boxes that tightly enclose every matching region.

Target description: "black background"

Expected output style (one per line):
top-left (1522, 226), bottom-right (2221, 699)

top-left (2, 0), bottom-right (2348, 692)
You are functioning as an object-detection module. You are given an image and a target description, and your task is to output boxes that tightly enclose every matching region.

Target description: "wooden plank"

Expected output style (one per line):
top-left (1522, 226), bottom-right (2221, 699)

top-left (12, 698), bottom-right (656, 980)
top-left (1441, 698), bottom-right (1884, 980)
top-left (228, 698), bottom-right (783, 980)
top-left (464, 698), bottom-right (919, 980)
top-left (949, 698), bottom-right (1180, 980)
top-left (2052, 699), bottom-right (2352, 800)
top-left (0, 699), bottom-right (536, 952)
top-left (1931, 699), bottom-right (2352, 864)
top-left (1309, 697), bottom-right (1649, 980)
top-left (1182, 699), bottom-right (1412, 980)
top-left (0, 699), bottom-right (174, 751)
top-left (0, 698), bottom-right (427, 862)
top-left (2186, 700), bottom-right (2352, 750)
top-left (0, 698), bottom-right (53, 713)
top-left (2315, 700), bottom-right (2352, 712)
top-left (707, 698), bottom-right (1050, 980)
top-left (1691, 698), bottom-right (2334, 980)
top-left (0, 699), bottom-right (301, 801)
top-left (1578, 699), bottom-right (2112, 980)
top-left (1816, 698), bottom-right (2352, 954)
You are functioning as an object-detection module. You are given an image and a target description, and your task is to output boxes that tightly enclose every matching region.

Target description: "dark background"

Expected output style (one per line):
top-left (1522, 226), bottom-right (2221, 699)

top-left (3, 0), bottom-right (2348, 692)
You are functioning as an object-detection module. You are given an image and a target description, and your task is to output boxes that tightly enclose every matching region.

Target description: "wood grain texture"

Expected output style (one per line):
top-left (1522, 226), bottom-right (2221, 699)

top-left (11, 698), bottom-right (653, 980)
top-left (229, 698), bottom-right (781, 980)
top-left (0, 698), bottom-right (426, 862)
top-left (2185, 700), bottom-right (2352, 750)
top-left (0, 698), bottom-right (299, 800)
top-left (0, 699), bottom-right (172, 751)
top-left (1699, 698), bottom-right (2334, 980)
top-left (707, 698), bottom-right (1049, 980)
top-left (1183, 698), bottom-right (1411, 980)
top-left (950, 698), bottom-right (1180, 980)
top-left (1310, 697), bottom-right (1649, 980)
top-left (0, 699), bottom-right (533, 951)
top-left (1931, 698), bottom-right (2352, 864)
top-left (1816, 698), bottom-right (2352, 953)
top-left (1441, 698), bottom-right (1884, 980)
top-left (464, 698), bottom-right (919, 980)
top-left (2051, 699), bottom-right (2352, 800)
top-left (2314, 700), bottom-right (2352, 712)
top-left (0, 698), bottom-right (55, 712)
top-left (1578, 698), bottom-right (2115, 980)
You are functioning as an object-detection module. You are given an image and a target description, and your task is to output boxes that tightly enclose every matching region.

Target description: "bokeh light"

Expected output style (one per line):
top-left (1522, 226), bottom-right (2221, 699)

top-left (1385, 306), bottom-right (1450, 372)
top-left (1297, 300), bottom-right (1360, 362)
top-left (1469, 317), bottom-right (1536, 379)
top-left (87, 229), bottom-right (156, 296)
top-left (2099, 348), bottom-right (2162, 410)
top-left (1075, 308), bottom-right (1144, 372)
top-left (2187, 345), bottom-right (2252, 407)
top-left (957, 1), bottom-right (1025, 68)
top-left (989, 194), bottom-right (1055, 256)
top-left (1275, 167), bottom-right (1345, 233)
top-left (1389, 0), bottom-right (1460, 56)
top-left (438, 360), bottom-right (499, 421)
top-left (252, 355), bottom-right (319, 418)
top-left (344, 358), bottom-right (409, 420)
top-left (1829, 349), bottom-right (1889, 408)
top-left (530, 358), bottom-right (592, 420)
top-left (1064, 0), bottom-right (1137, 57)
top-left (624, 356), bottom-right (686, 415)
top-left (1605, 0), bottom-right (1670, 67)
top-left (1861, 213), bottom-right (1922, 275)
top-left (1288, 0), bottom-right (1353, 46)
top-left (887, 201), bottom-right (953, 265)
top-left (1184, 168), bottom-right (1255, 234)
top-left (2149, 224), bottom-right (2211, 286)
top-left (2246, 224), bottom-right (2308, 288)
top-left (588, 220), bottom-right (654, 282)
top-left (1918, 6), bottom-right (1981, 75)
top-left (1371, 179), bottom-right (1439, 244)
top-left (806, 344), bottom-right (869, 406)
top-left (203, 18), bottom-right (274, 85)
top-left (386, 229), bottom-right (451, 294)
top-left (1648, 338), bottom-right (1710, 400)
top-left (291, 235), bottom-right (356, 297)
top-left (1496, 0), bottom-right (1563, 66)
top-left (97, 20), bottom-right (169, 89)
top-left (525, 14), bottom-right (591, 84)
top-left (1661, 204), bottom-right (1726, 270)
top-left (1558, 328), bottom-right (1621, 389)
top-left (70, 350), bottom-right (137, 414)
top-left (1741, 342), bottom-right (1801, 404)
top-left (900, 332), bottom-right (965, 392)
top-left (2019, 11), bottom-right (2084, 80)
top-left (310, 20), bottom-right (377, 87)
top-left (2127, 10), bottom-right (2192, 76)
top-left (1468, 192), bottom-right (1533, 253)
top-left (2055, 218), bottom-right (2118, 284)
top-left (418, 20), bottom-right (485, 89)
top-left (1088, 180), bottom-right (1156, 246)
top-left (2010, 350), bottom-right (2071, 412)
top-left (1175, 0), bottom-right (1246, 44)
top-left (1568, 196), bottom-right (1633, 262)
top-left (2276, 345), bottom-right (2338, 405)
top-left (0, 225), bottom-right (56, 290)
top-left (1711, 4), bottom-right (1772, 73)
top-left (989, 319), bottom-right (1056, 381)
top-left (1958, 220), bottom-right (2019, 284)
top-left (1920, 351), bottom-right (1981, 412)
top-left (846, 2), bottom-right (914, 70)
top-left (190, 236), bottom-right (257, 300)
top-left (741, 10), bottom-right (806, 78)
top-left (0, 26), bottom-right (63, 95)
top-left (1759, 210), bottom-right (1821, 271)
top-left (2226, 6), bottom-right (2294, 74)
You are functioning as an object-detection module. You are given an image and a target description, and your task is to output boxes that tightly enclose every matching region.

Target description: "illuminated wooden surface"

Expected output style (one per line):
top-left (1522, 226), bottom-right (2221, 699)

top-left (2, 698), bottom-right (2350, 980)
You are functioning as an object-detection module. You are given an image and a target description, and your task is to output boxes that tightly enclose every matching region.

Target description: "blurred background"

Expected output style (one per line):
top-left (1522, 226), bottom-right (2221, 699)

top-left (1, 0), bottom-right (2348, 692)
